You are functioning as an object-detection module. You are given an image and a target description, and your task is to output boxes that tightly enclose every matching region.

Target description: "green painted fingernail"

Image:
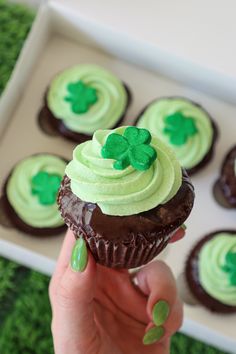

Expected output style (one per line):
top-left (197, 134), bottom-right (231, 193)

top-left (152, 300), bottom-right (170, 326)
top-left (70, 237), bottom-right (88, 272)
top-left (143, 326), bottom-right (165, 345)
top-left (181, 223), bottom-right (187, 230)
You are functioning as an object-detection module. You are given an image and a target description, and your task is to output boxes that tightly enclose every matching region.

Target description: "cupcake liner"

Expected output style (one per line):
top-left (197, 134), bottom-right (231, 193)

top-left (78, 229), bottom-right (175, 269)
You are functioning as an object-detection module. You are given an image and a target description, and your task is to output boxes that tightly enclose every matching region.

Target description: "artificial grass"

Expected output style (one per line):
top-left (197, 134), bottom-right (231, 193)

top-left (0, 0), bottom-right (34, 95)
top-left (0, 258), bottom-right (53, 354)
top-left (0, 1), bottom-right (230, 353)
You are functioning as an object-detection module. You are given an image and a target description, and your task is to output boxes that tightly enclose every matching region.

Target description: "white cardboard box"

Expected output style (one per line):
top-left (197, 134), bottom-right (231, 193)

top-left (0, 1), bottom-right (236, 352)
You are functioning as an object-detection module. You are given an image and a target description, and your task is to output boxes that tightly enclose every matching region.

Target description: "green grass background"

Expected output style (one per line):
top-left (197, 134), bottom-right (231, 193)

top-left (0, 1), bottom-right (229, 353)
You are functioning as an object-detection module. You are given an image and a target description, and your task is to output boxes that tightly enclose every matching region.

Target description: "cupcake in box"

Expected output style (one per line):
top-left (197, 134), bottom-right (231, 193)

top-left (135, 97), bottom-right (218, 174)
top-left (213, 145), bottom-right (236, 208)
top-left (58, 126), bottom-right (195, 268)
top-left (1, 154), bottom-right (67, 236)
top-left (185, 230), bottom-right (236, 313)
top-left (38, 64), bottom-right (131, 143)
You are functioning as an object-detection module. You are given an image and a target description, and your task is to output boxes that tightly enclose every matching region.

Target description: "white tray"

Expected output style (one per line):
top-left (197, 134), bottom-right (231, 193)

top-left (0, 2), bottom-right (235, 352)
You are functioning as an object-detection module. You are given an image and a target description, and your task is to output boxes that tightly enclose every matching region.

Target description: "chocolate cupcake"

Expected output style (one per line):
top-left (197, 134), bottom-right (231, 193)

top-left (58, 126), bottom-right (194, 268)
top-left (213, 145), bottom-right (236, 208)
top-left (1, 154), bottom-right (67, 236)
top-left (135, 97), bottom-right (218, 174)
top-left (38, 64), bottom-right (131, 142)
top-left (185, 230), bottom-right (236, 313)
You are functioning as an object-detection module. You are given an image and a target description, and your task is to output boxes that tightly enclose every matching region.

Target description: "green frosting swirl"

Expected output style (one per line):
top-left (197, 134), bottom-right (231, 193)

top-left (47, 64), bottom-right (128, 134)
top-left (6, 155), bottom-right (66, 228)
top-left (65, 126), bottom-right (182, 216)
top-left (199, 233), bottom-right (236, 306)
top-left (137, 98), bottom-right (213, 169)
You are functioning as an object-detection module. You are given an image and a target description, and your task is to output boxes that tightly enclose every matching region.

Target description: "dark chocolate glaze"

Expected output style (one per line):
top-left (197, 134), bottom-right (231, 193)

top-left (1, 193), bottom-right (66, 236)
top-left (216, 145), bottom-right (236, 207)
top-left (134, 97), bottom-right (218, 176)
top-left (58, 170), bottom-right (194, 268)
top-left (185, 230), bottom-right (236, 313)
top-left (0, 154), bottom-right (67, 236)
top-left (38, 84), bottom-right (132, 143)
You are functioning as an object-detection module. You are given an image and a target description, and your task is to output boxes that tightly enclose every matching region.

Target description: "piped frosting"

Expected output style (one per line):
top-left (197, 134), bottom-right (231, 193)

top-left (65, 126), bottom-right (182, 216)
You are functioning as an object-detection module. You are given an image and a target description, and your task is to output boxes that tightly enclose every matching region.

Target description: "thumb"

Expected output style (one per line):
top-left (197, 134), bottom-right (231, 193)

top-left (50, 232), bottom-right (100, 354)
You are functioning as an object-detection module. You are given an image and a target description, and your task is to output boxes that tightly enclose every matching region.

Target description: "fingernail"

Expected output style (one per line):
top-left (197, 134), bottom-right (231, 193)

top-left (70, 237), bottom-right (88, 272)
top-left (143, 326), bottom-right (165, 345)
top-left (152, 300), bottom-right (170, 326)
top-left (181, 223), bottom-right (187, 230)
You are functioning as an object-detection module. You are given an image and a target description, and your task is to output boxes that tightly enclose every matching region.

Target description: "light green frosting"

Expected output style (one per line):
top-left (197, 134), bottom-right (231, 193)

top-left (47, 64), bottom-right (128, 134)
top-left (65, 126), bottom-right (182, 216)
top-left (137, 98), bottom-right (213, 169)
top-left (199, 233), bottom-right (236, 306)
top-left (6, 155), bottom-right (66, 228)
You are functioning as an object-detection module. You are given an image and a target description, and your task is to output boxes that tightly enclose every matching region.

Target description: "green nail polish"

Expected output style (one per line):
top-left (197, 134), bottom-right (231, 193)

top-left (143, 326), bottom-right (165, 345)
top-left (70, 238), bottom-right (88, 272)
top-left (152, 300), bottom-right (170, 326)
top-left (181, 223), bottom-right (187, 230)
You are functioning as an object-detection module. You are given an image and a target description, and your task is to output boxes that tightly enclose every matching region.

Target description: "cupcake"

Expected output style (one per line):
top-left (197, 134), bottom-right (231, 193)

top-left (185, 230), bottom-right (236, 313)
top-left (135, 97), bottom-right (218, 174)
top-left (58, 126), bottom-right (195, 268)
top-left (1, 154), bottom-right (67, 236)
top-left (38, 64), bottom-right (131, 142)
top-left (213, 145), bottom-right (236, 208)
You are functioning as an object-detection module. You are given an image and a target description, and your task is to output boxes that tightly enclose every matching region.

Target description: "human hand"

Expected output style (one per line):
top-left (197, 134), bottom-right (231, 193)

top-left (50, 228), bottom-right (185, 354)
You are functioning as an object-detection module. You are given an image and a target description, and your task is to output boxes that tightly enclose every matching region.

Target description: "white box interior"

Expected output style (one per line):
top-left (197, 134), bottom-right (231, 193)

top-left (0, 2), bottom-right (235, 352)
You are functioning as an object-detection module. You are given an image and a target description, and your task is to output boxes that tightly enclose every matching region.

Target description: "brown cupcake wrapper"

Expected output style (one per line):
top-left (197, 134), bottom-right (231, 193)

top-left (76, 229), bottom-right (176, 269)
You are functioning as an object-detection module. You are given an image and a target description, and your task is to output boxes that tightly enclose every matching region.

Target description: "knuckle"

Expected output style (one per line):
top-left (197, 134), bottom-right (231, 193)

top-left (54, 281), bottom-right (77, 308)
top-left (158, 260), bottom-right (175, 278)
top-left (167, 299), bottom-right (183, 335)
top-left (173, 314), bottom-right (183, 333)
top-left (50, 318), bottom-right (56, 335)
top-left (49, 271), bottom-right (79, 309)
top-left (176, 302), bottom-right (184, 330)
top-left (49, 278), bottom-right (56, 301)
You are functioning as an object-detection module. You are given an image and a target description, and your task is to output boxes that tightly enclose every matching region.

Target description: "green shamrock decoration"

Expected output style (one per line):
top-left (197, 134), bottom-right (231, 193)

top-left (222, 251), bottom-right (236, 286)
top-left (64, 80), bottom-right (97, 114)
top-left (163, 111), bottom-right (198, 146)
top-left (101, 127), bottom-right (157, 171)
top-left (31, 171), bottom-right (62, 206)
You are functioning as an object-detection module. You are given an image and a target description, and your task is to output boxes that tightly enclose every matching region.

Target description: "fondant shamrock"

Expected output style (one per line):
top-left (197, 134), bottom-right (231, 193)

top-left (64, 80), bottom-right (97, 114)
top-left (163, 111), bottom-right (198, 146)
top-left (222, 251), bottom-right (236, 286)
top-left (31, 171), bottom-right (61, 205)
top-left (101, 127), bottom-right (157, 171)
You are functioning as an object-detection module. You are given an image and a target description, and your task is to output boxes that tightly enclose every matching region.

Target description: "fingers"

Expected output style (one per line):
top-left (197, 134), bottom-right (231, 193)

top-left (169, 226), bottom-right (186, 243)
top-left (49, 229), bottom-right (76, 295)
top-left (95, 266), bottom-right (149, 325)
top-left (134, 260), bottom-right (183, 345)
top-left (54, 229), bottom-right (76, 275)
top-left (49, 230), bottom-right (100, 354)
